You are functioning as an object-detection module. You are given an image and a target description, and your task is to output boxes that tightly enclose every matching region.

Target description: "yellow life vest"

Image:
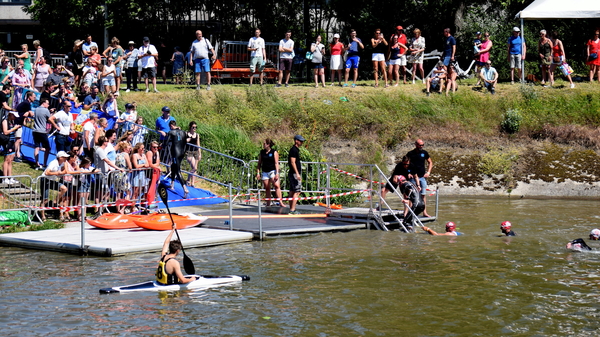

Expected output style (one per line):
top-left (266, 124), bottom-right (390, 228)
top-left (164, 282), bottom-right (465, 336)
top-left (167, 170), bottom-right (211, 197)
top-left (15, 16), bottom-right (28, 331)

top-left (156, 255), bottom-right (176, 284)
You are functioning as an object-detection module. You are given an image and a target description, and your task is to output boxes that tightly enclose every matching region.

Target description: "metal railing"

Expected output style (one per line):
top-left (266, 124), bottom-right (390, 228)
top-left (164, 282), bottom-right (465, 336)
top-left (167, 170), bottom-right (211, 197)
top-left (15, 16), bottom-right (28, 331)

top-left (219, 41), bottom-right (280, 70)
top-left (2, 50), bottom-right (66, 68)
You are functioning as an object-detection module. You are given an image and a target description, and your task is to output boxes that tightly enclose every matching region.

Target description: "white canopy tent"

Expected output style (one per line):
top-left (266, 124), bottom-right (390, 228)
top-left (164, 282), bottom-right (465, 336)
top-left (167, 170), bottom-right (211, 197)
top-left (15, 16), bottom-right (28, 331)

top-left (514, 0), bottom-right (600, 82)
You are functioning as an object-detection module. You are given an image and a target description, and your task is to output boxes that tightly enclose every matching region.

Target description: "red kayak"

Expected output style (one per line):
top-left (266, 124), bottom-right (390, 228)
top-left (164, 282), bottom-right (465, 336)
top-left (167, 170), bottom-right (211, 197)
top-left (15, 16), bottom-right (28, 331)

top-left (87, 213), bottom-right (145, 230)
top-left (133, 213), bottom-right (207, 231)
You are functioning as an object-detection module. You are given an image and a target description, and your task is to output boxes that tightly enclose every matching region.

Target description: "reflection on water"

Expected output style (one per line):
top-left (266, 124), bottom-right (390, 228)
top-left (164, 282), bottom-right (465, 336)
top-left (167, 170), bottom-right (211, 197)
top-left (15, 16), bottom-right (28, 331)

top-left (2, 197), bottom-right (600, 336)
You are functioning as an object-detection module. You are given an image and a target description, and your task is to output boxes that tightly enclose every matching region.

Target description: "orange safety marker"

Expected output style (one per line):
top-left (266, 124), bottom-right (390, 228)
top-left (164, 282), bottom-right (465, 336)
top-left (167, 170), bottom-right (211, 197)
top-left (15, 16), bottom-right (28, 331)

top-left (212, 59), bottom-right (224, 70)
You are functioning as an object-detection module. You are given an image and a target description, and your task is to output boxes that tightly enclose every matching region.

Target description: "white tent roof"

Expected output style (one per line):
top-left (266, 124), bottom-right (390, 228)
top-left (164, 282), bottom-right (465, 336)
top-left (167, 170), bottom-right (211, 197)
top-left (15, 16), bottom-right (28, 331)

top-left (517, 0), bottom-right (600, 19)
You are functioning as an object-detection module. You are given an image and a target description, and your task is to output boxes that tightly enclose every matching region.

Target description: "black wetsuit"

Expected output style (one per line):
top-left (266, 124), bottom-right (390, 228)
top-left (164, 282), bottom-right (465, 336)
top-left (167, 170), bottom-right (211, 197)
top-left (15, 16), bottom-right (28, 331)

top-left (568, 238), bottom-right (592, 251)
top-left (399, 180), bottom-right (424, 226)
top-left (504, 230), bottom-right (516, 236)
top-left (164, 128), bottom-right (188, 191)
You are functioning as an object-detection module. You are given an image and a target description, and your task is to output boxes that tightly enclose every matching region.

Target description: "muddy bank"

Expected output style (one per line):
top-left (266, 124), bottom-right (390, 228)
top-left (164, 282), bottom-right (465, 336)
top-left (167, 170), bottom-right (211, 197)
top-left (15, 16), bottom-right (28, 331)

top-left (322, 139), bottom-right (600, 198)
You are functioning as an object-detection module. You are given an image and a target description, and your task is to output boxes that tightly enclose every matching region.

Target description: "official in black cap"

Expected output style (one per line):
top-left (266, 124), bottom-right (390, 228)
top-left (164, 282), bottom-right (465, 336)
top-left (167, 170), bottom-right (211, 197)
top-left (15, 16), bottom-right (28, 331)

top-left (287, 134), bottom-right (305, 215)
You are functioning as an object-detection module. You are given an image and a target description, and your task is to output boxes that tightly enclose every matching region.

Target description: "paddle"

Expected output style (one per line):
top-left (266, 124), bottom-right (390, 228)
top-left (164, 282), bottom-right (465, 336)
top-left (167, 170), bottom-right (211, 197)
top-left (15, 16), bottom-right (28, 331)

top-left (158, 183), bottom-right (195, 275)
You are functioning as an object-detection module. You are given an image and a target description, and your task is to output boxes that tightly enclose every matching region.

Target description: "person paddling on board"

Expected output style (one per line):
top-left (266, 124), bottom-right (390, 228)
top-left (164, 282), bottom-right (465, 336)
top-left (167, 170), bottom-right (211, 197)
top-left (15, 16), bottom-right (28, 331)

top-left (156, 228), bottom-right (196, 285)
top-left (423, 221), bottom-right (462, 236)
top-left (500, 221), bottom-right (516, 236)
top-left (566, 229), bottom-right (600, 252)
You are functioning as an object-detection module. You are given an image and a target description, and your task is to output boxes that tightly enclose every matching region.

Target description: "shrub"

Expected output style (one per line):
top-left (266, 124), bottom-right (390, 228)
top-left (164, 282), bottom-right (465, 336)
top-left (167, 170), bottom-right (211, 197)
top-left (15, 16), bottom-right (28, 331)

top-left (501, 108), bottom-right (523, 134)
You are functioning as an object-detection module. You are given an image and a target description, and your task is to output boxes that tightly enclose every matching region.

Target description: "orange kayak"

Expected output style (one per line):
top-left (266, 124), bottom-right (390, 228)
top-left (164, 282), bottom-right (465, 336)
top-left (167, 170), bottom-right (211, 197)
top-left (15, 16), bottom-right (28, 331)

top-left (133, 213), bottom-right (208, 231)
top-left (87, 213), bottom-right (146, 230)
top-left (315, 202), bottom-right (343, 209)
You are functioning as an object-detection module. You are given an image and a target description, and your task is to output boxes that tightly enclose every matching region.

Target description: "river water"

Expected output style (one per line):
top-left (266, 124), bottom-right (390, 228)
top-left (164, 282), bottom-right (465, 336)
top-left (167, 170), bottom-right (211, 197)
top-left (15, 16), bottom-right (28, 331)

top-left (2, 197), bottom-right (600, 336)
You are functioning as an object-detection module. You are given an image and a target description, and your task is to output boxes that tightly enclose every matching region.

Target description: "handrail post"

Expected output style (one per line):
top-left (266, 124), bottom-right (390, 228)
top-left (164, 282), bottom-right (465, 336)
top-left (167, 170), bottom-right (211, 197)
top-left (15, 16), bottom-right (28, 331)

top-left (435, 186), bottom-right (440, 218)
top-left (228, 183), bottom-right (233, 230)
top-left (257, 191), bottom-right (263, 240)
top-left (325, 163), bottom-right (331, 207)
top-left (80, 196), bottom-right (85, 251)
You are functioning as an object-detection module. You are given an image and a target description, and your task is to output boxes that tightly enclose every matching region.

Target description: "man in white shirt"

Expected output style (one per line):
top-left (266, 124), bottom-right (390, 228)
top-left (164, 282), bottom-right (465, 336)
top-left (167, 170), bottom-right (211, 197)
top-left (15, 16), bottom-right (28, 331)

top-left (189, 30), bottom-right (216, 91)
top-left (49, 101), bottom-right (73, 153)
top-left (138, 37), bottom-right (159, 93)
top-left (480, 60), bottom-right (498, 94)
top-left (117, 103), bottom-right (137, 130)
top-left (276, 30), bottom-right (294, 87)
top-left (248, 29), bottom-right (267, 86)
top-left (82, 112), bottom-right (98, 159)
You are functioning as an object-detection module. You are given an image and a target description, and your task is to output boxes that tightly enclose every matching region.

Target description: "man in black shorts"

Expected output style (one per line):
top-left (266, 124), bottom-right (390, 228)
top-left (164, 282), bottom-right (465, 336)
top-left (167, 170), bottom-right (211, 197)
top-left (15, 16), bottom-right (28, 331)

top-left (32, 98), bottom-right (59, 169)
top-left (406, 139), bottom-right (433, 216)
top-left (288, 134), bottom-right (304, 214)
top-left (162, 120), bottom-right (189, 198)
top-left (276, 31), bottom-right (294, 88)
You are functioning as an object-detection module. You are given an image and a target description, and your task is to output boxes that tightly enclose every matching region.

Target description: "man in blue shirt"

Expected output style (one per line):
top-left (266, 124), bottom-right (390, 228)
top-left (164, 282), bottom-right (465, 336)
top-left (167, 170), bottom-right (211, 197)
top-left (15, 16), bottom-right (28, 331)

top-left (83, 85), bottom-right (101, 110)
top-left (443, 28), bottom-right (456, 66)
top-left (343, 29), bottom-right (364, 87)
top-left (507, 27), bottom-right (526, 84)
top-left (155, 106), bottom-right (175, 140)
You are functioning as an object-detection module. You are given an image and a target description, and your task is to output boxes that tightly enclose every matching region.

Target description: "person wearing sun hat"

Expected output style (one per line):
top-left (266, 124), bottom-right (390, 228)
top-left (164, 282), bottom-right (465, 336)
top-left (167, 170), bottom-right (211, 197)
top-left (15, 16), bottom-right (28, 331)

top-left (288, 134), bottom-right (305, 215)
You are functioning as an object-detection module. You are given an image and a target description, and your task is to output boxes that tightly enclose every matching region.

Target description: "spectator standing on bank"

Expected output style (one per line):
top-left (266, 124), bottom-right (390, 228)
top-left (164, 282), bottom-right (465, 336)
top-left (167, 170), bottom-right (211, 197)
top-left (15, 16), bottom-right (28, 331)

top-left (276, 31), bottom-right (294, 88)
top-left (189, 30), bottom-right (216, 91)
top-left (0, 83), bottom-right (12, 115)
top-left (406, 139), bottom-right (433, 217)
top-left (101, 57), bottom-right (117, 95)
top-left (2, 111), bottom-right (20, 184)
top-left (388, 36), bottom-right (401, 87)
top-left (344, 30), bottom-right (364, 88)
top-left (82, 34), bottom-right (98, 62)
top-left (102, 37), bottom-right (124, 93)
top-left (124, 41), bottom-right (139, 92)
top-left (549, 31), bottom-right (575, 88)
top-left (329, 34), bottom-right (344, 86)
top-left (288, 134), bottom-right (305, 215)
top-left (49, 101), bottom-right (74, 152)
top-left (409, 29), bottom-right (426, 84)
top-left (8, 64), bottom-right (31, 111)
top-left (138, 37), bottom-right (159, 93)
top-left (538, 30), bottom-right (553, 86)
top-left (171, 47), bottom-right (185, 85)
top-left (389, 26), bottom-right (408, 84)
top-left (185, 121), bottom-right (201, 186)
top-left (132, 116), bottom-right (147, 145)
top-left (155, 106), bottom-right (175, 141)
top-left (442, 28), bottom-right (456, 66)
top-left (32, 97), bottom-right (58, 169)
top-left (0, 57), bottom-right (13, 85)
top-left (32, 56), bottom-right (52, 93)
top-left (14, 90), bottom-right (35, 162)
top-left (475, 32), bottom-right (493, 86)
top-left (311, 35), bottom-right (326, 88)
top-left (247, 29), bottom-right (266, 86)
top-left (371, 28), bottom-right (388, 88)
top-left (70, 40), bottom-right (85, 86)
top-left (586, 29), bottom-right (600, 83)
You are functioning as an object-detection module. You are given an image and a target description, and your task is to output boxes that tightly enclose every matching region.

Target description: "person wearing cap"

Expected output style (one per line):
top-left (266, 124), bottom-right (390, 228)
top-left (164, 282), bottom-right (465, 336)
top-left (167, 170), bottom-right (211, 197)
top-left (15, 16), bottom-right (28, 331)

top-left (248, 28), bottom-right (266, 86)
top-left (389, 26), bottom-right (408, 84)
top-left (189, 30), bottom-right (216, 91)
top-left (288, 134), bottom-right (305, 215)
top-left (40, 150), bottom-right (70, 221)
top-left (500, 221), bottom-right (516, 236)
top-left (508, 27), bottom-right (526, 84)
top-left (117, 102), bottom-right (137, 130)
top-left (480, 60), bottom-right (498, 95)
top-left (138, 37), bottom-right (159, 93)
top-left (162, 120), bottom-right (190, 198)
top-left (423, 222), bottom-right (462, 236)
top-left (343, 29), bottom-right (364, 88)
top-left (124, 41), bottom-right (140, 92)
top-left (155, 106), bottom-right (175, 140)
top-left (329, 34), bottom-right (344, 86)
top-left (442, 28), bottom-right (456, 66)
top-left (2, 110), bottom-right (21, 185)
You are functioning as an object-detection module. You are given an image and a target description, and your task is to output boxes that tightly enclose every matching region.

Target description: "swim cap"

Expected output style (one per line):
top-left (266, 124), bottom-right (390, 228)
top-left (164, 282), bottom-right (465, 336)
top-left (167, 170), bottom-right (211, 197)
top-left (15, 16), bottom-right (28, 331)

top-left (445, 221), bottom-right (456, 230)
top-left (590, 229), bottom-right (600, 240)
top-left (398, 175), bottom-right (406, 182)
top-left (501, 221), bottom-right (512, 230)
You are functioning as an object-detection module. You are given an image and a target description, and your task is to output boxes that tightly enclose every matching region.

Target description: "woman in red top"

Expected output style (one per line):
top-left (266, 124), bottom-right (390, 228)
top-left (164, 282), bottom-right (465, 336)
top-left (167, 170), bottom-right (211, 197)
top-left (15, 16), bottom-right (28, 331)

top-left (329, 34), bottom-right (344, 86)
top-left (549, 31), bottom-right (574, 88)
top-left (587, 30), bottom-right (600, 82)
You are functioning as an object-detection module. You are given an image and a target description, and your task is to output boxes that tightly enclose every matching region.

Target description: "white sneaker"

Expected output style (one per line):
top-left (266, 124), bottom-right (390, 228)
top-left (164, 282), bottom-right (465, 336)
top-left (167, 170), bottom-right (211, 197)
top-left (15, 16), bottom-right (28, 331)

top-left (125, 89), bottom-right (130, 93)
top-left (145, 88), bottom-right (149, 93)
top-left (206, 85), bottom-right (211, 91)
top-left (570, 83), bottom-right (575, 89)
top-left (154, 89), bottom-right (159, 93)
top-left (9, 178), bottom-right (18, 185)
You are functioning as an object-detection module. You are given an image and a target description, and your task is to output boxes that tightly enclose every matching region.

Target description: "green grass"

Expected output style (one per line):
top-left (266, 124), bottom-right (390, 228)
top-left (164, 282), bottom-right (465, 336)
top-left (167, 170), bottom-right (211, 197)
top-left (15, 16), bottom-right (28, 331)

top-left (0, 219), bottom-right (64, 234)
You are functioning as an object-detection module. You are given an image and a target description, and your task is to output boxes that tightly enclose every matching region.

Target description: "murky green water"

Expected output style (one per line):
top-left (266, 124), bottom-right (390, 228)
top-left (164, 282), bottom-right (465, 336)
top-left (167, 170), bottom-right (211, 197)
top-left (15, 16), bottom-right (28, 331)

top-left (2, 197), bottom-right (600, 336)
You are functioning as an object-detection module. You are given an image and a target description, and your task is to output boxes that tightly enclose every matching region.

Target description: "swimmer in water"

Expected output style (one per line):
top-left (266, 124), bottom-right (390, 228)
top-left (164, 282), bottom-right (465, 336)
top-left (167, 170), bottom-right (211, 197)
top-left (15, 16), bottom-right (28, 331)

top-left (423, 221), bottom-right (462, 236)
top-left (566, 229), bottom-right (600, 251)
top-left (500, 221), bottom-right (516, 236)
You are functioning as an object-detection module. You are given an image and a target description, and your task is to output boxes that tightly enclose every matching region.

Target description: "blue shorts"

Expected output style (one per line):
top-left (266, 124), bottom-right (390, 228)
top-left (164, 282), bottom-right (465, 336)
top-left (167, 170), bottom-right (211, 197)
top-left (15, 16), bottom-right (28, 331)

top-left (102, 78), bottom-right (116, 86)
top-left (115, 67), bottom-right (122, 77)
top-left (346, 56), bottom-right (360, 69)
top-left (443, 56), bottom-right (451, 66)
top-left (194, 58), bottom-right (211, 73)
top-left (312, 63), bottom-right (324, 69)
top-left (410, 177), bottom-right (428, 196)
